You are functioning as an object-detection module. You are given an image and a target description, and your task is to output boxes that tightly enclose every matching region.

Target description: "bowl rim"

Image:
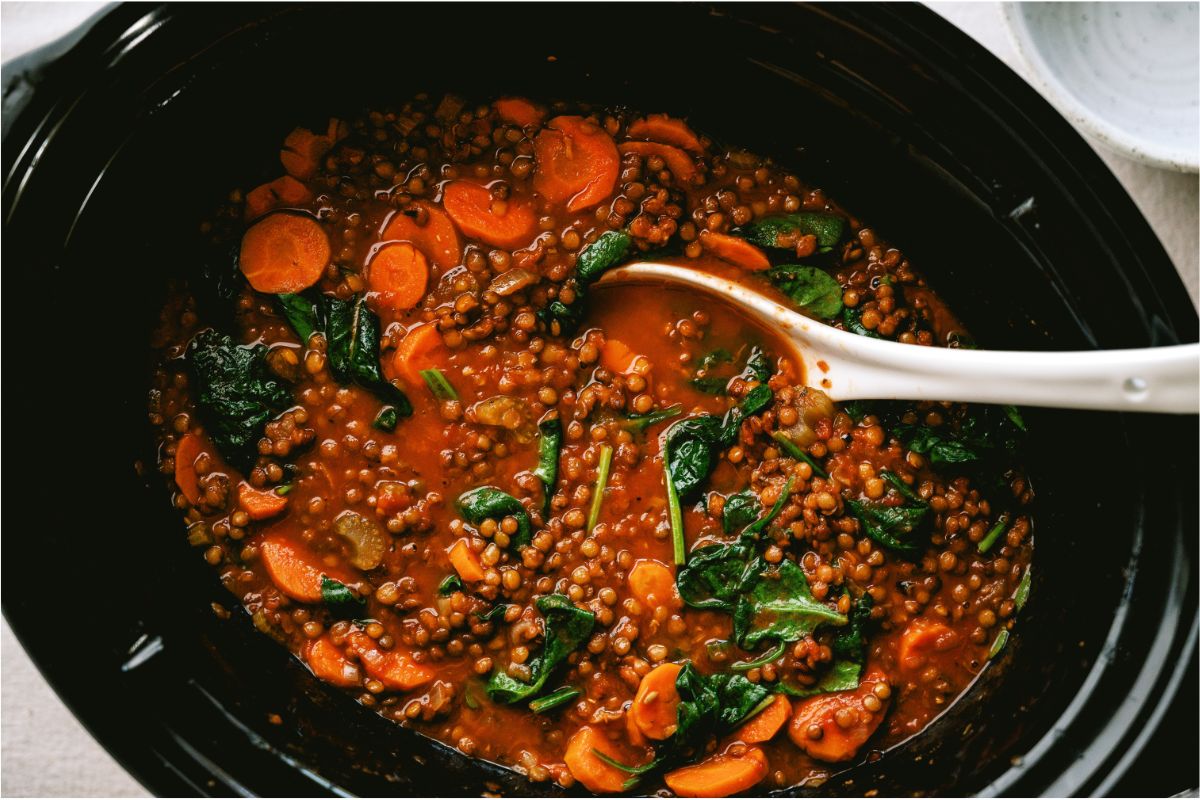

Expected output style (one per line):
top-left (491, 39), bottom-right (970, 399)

top-left (1002, 1), bottom-right (1200, 173)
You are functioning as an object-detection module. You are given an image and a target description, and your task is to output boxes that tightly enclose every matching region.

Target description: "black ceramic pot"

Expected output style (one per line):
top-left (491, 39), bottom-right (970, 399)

top-left (3, 3), bottom-right (1196, 796)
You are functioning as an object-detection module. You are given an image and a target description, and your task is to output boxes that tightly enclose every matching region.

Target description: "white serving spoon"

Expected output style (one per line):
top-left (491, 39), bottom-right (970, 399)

top-left (599, 261), bottom-right (1200, 414)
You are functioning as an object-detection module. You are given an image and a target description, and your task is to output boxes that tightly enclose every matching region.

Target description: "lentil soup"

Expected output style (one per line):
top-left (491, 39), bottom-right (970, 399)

top-left (149, 94), bottom-right (1033, 795)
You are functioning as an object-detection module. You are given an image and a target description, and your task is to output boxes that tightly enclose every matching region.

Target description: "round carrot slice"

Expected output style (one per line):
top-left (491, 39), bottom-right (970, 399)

top-left (494, 96), bottom-right (545, 128)
top-left (240, 212), bottom-right (330, 294)
top-left (174, 433), bottom-right (203, 505)
top-left (442, 180), bottom-right (537, 249)
top-left (304, 636), bottom-right (361, 687)
top-left (533, 115), bottom-right (620, 212)
top-left (245, 175), bottom-right (313, 221)
top-left (699, 230), bottom-right (771, 271)
top-left (564, 726), bottom-right (642, 794)
top-left (237, 481), bottom-right (288, 520)
top-left (664, 748), bottom-right (768, 797)
top-left (618, 140), bottom-right (697, 184)
top-left (734, 694), bottom-right (791, 744)
top-left (627, 560), bottom-right (680, 608)
top-left (346, 630), bottom-right (434, 691)
top-left (626, 114), bottom-right (703, 154)
top-left (896, 618), bottom-right (958, 672)
top-left (380, 201), bottom-right (462, 269)
top-left (389, 322), bottom-right (447, 386)
top-left (788, 670), bottom-right (891, 762)
top-left (258, 533), bottom-right (329, 603)
top-left (368, 242), bottom-right (429, 313)
top-left (630, 662), bottom-right (682, 740)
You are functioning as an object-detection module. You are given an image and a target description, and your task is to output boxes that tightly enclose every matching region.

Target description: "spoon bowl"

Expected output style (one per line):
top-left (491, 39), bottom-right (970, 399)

top-left (599, 261), bottom-right (1200, 414)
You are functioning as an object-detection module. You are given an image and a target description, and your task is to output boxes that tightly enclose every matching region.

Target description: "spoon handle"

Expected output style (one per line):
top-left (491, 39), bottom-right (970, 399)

top-left (825, 340), bottom-right (1200, 414)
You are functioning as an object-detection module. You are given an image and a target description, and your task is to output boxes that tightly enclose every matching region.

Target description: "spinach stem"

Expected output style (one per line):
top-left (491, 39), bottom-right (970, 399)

top-left (731, 641), bottom-right (787, 672)
top-left (977, 512), bottom-right (1011, 554)
top-left (770, 430), bottom-right (829, 478)
top-left (587, 444), bottom-right (614, 533)
top-left (419, 368), bottom-right (459, 401)
top-left (988, 628), bottom-right (1009, 659)
top-left (666, 455), bottom-right (686, 565)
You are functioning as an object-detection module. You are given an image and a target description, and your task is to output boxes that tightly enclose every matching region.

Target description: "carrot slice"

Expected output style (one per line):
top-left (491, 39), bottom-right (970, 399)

top-left (380, 201), bottom-right (463, 269)
top-left (237, 481), bottom-right (289, 520)
top-left (617, 140), bottom-right (697, 184)
top-left (304, 636), bottom-right (361, 687)
top-left (368, 242), bottom-right (429, 313)
top-left (664, 748), bottom-right (769, 797)
top-left (564, 726), bottom-right (641, 794)
top-left (600, 338), bottom-right (641, 375)
top-left (245, 175), bottom-right (313, 221)
top-left (390, 323), bottom-right (447, 386)
top-left (442, 181), bottom-right (537, 250)
top-left (258, 533), bottom-right (330, 603)
top-left (495, 97), bottom-right (545, 128)
top-left (280, 127), bottom-right (333, 180)
top-left (788, 670), bottom-right (891, 762)
top-left (346, 630), bottom-right (434, 690)
top-left (630, 662), bottom-right (682, 740)
top-left (626, 114), bottom-right (703, 154)
top-left (240, 212), bottom-right (330, 294)
top-left (699, 230), bottom-right (771, 271)
top-left (896, 618), bottom-right (958, 672)
top-left (734, 694), bottom-right (791, 744)
top-left (326, 117), bottom-right (349, 143)
top-left (533, 116), bottom-right (620, 212)
top-left (448, 539), bottom-right (485, 583)
top-left (174, 433), bottom-right (203, 505)
top-left (627, 560), bottom-right (680, 609)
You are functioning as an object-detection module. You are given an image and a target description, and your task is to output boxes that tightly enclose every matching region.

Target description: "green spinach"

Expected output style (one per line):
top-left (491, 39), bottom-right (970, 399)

top-left (532, 417), bottom-right (562, 513)
top-left (740, 212), bottom-right (845, 253)
top-left (722, 490), bottom-right (762, 535)
top-left (733, 559), bottom-right (847, 649)
top-left (486, 594), bottom-right (595, 704)
top-left (766, 265), bottom-right (843, 319)
top-left (529, 686), bottom-right (580, 714)
top-left (187, 330), bottom-right (293, 470)
top-left (622, 404), bottom-right (683, 433)
top-left (538, 231), bottom-right (632, 335)
top-left (320, 576), bottom-right (366, 618)
top-left (437, 574), bottom-right (463, 596)
top-left (456, 486), bottom-right (532, 549)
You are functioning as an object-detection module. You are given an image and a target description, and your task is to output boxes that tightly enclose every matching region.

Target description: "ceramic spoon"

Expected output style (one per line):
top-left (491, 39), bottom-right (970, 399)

top-left (599, 261), bottom-right (1200, 414)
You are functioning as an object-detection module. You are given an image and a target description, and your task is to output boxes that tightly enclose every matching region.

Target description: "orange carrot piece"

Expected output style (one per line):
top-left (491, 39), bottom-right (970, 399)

top-left (368, 242), bottom-right (429, 313)
top-left (600, 338), bottom-right (639, 374)
top-left (245, 175), bottom-right (313, 221)
top-left (699, 230), bottom-right (771, 271)
top-left (617, 140), bottom-right (697, 184)
top-left (495, 97), bottom-right (545, 127)
top-left (627, 560), bottom-right (680, 608)
top-left (380, 201), bottom-right (463, 269)
top-left (626, 114), bottom-right (703, 154)
top-left (258, 533), bottom-right (330, 603)
top-left (326, 117), bottom-right (349, 143)
top-left (280, 127), bottom-right (333, 180)
top-left (448, 539), bottom-right (485, 582)
top-left (564, 726), bottom-right (640, 794)
top-left (346, 630), bottom-right (434, 690)
top-left (533, 116), bottom-right (620, 212)
top-left (788, 670), bottom-right (891, 762)
top-left (390, 323), bottom-right (447, 386)
top-left (236, 481), bottom-right (289, 520)
top-left (734, 694), bottom-right (791, 744)
top-left (442, 181), bottom-right (537, 249)
top-left (239, 212), bottom-right (330, 294)
top-left (630, 662), bottom-right (682, 740)
top-left (664, 748), bottom-right (769, 797)
top-left (174, 433), bottom-right (203, 505)
top-left (896, 618), bottom-right (958, 672)
top-left (304, 636), bottom-right (361, 687)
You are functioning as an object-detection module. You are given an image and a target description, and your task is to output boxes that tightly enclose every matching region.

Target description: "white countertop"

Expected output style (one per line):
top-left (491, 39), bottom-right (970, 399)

top-left (1, 3), bottom-right (1196, 797)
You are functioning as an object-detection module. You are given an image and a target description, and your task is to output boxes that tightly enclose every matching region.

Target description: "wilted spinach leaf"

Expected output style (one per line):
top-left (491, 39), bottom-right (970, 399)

top-left (674, 663), bottom-right (771, 749)
top-left (722, 490), bottom-right (762, 535)
top-left (532, 418), bottom-right (562, 513)
top-left (321, 576), bottom-right (366, 618)
top-left (486, 594), bottom-right (595, 704)
top-left (740, 213), bottom-right (845, 253)
top-left (539, 231), bottom-right (632, 335)
top-left (456, 486), bottom-right (532, 549)
top-left (766, 265), bottom-right (843, 319)
top-left (733, 559), bottom-right (846, 649)
top-left (188, 330), bottom-right (293, 470)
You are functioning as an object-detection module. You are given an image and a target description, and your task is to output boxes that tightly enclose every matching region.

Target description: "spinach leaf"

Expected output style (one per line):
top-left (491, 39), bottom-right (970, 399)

top-left (697, 348), bottom-right (734, 371)
top-left (276, 292), bottom-right (324, 342)
top-left (674, 663), bottom-right (771, 748)
top-left (845, 498), bottom-right (924, 555)
top-left (841, 306), bottom-right (882, 339)
top-left (187, 330), bottom-right (293, 470)
top-left (677, 541), bottom-right (764, 612)
top-left (663, 415), bottom-right (727, 500)
top-left (420, 368), bottom-right (458, 401)
top-left (691, 346), bottom-right (773, 397)
top-left (766, 265), bottom-right (843, 319)
top-left (475, 604), bottom-right (511, 624)
top-left (722, 490), bottom-right (762, 535)
top-left (538, 231), bottom-right (632, 335)
top-left (456, 487), bottom-right (532, 549)
top-left (372, 406), bottom-right (398, 432)
top-left (744, 346), bottom-right (772, 383)
top-left (892, 403), bottom-right (1025, 472)
top-left (740, 476), bottom-right (794, 538)
top-left (831, 593), bottom-right (874, 662)
top-left (532, 417), bottom-right (562, 513)
top-left (485, 594), bottom-right (595, 704)
top-left (733, 558), bottom-right (846, 649)
top-left (740, 213), bottom-right (845, 253)
top-left (437, 574), bottom-right (463, 596)
top-left (690, 376), bottom-right (731, 395)
top-left (320, 576), bottom-right (366, 618)
top-left (720, 384), bottom-right (773, 442)
top-left (777, 658), bottom-right (862, 698)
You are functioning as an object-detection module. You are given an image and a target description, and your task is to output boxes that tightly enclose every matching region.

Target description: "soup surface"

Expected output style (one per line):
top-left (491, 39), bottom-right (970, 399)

top-left (148, 94), bottom-right (1033, 794)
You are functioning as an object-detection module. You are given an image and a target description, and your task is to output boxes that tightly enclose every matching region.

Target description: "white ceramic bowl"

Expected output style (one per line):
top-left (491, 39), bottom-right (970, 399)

top-left (1004, 2), bottom-right (1199, 172)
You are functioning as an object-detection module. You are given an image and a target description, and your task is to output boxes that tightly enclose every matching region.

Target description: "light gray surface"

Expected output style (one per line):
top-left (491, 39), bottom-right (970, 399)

top-left (1, 2), bottom-right (1196, 798)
